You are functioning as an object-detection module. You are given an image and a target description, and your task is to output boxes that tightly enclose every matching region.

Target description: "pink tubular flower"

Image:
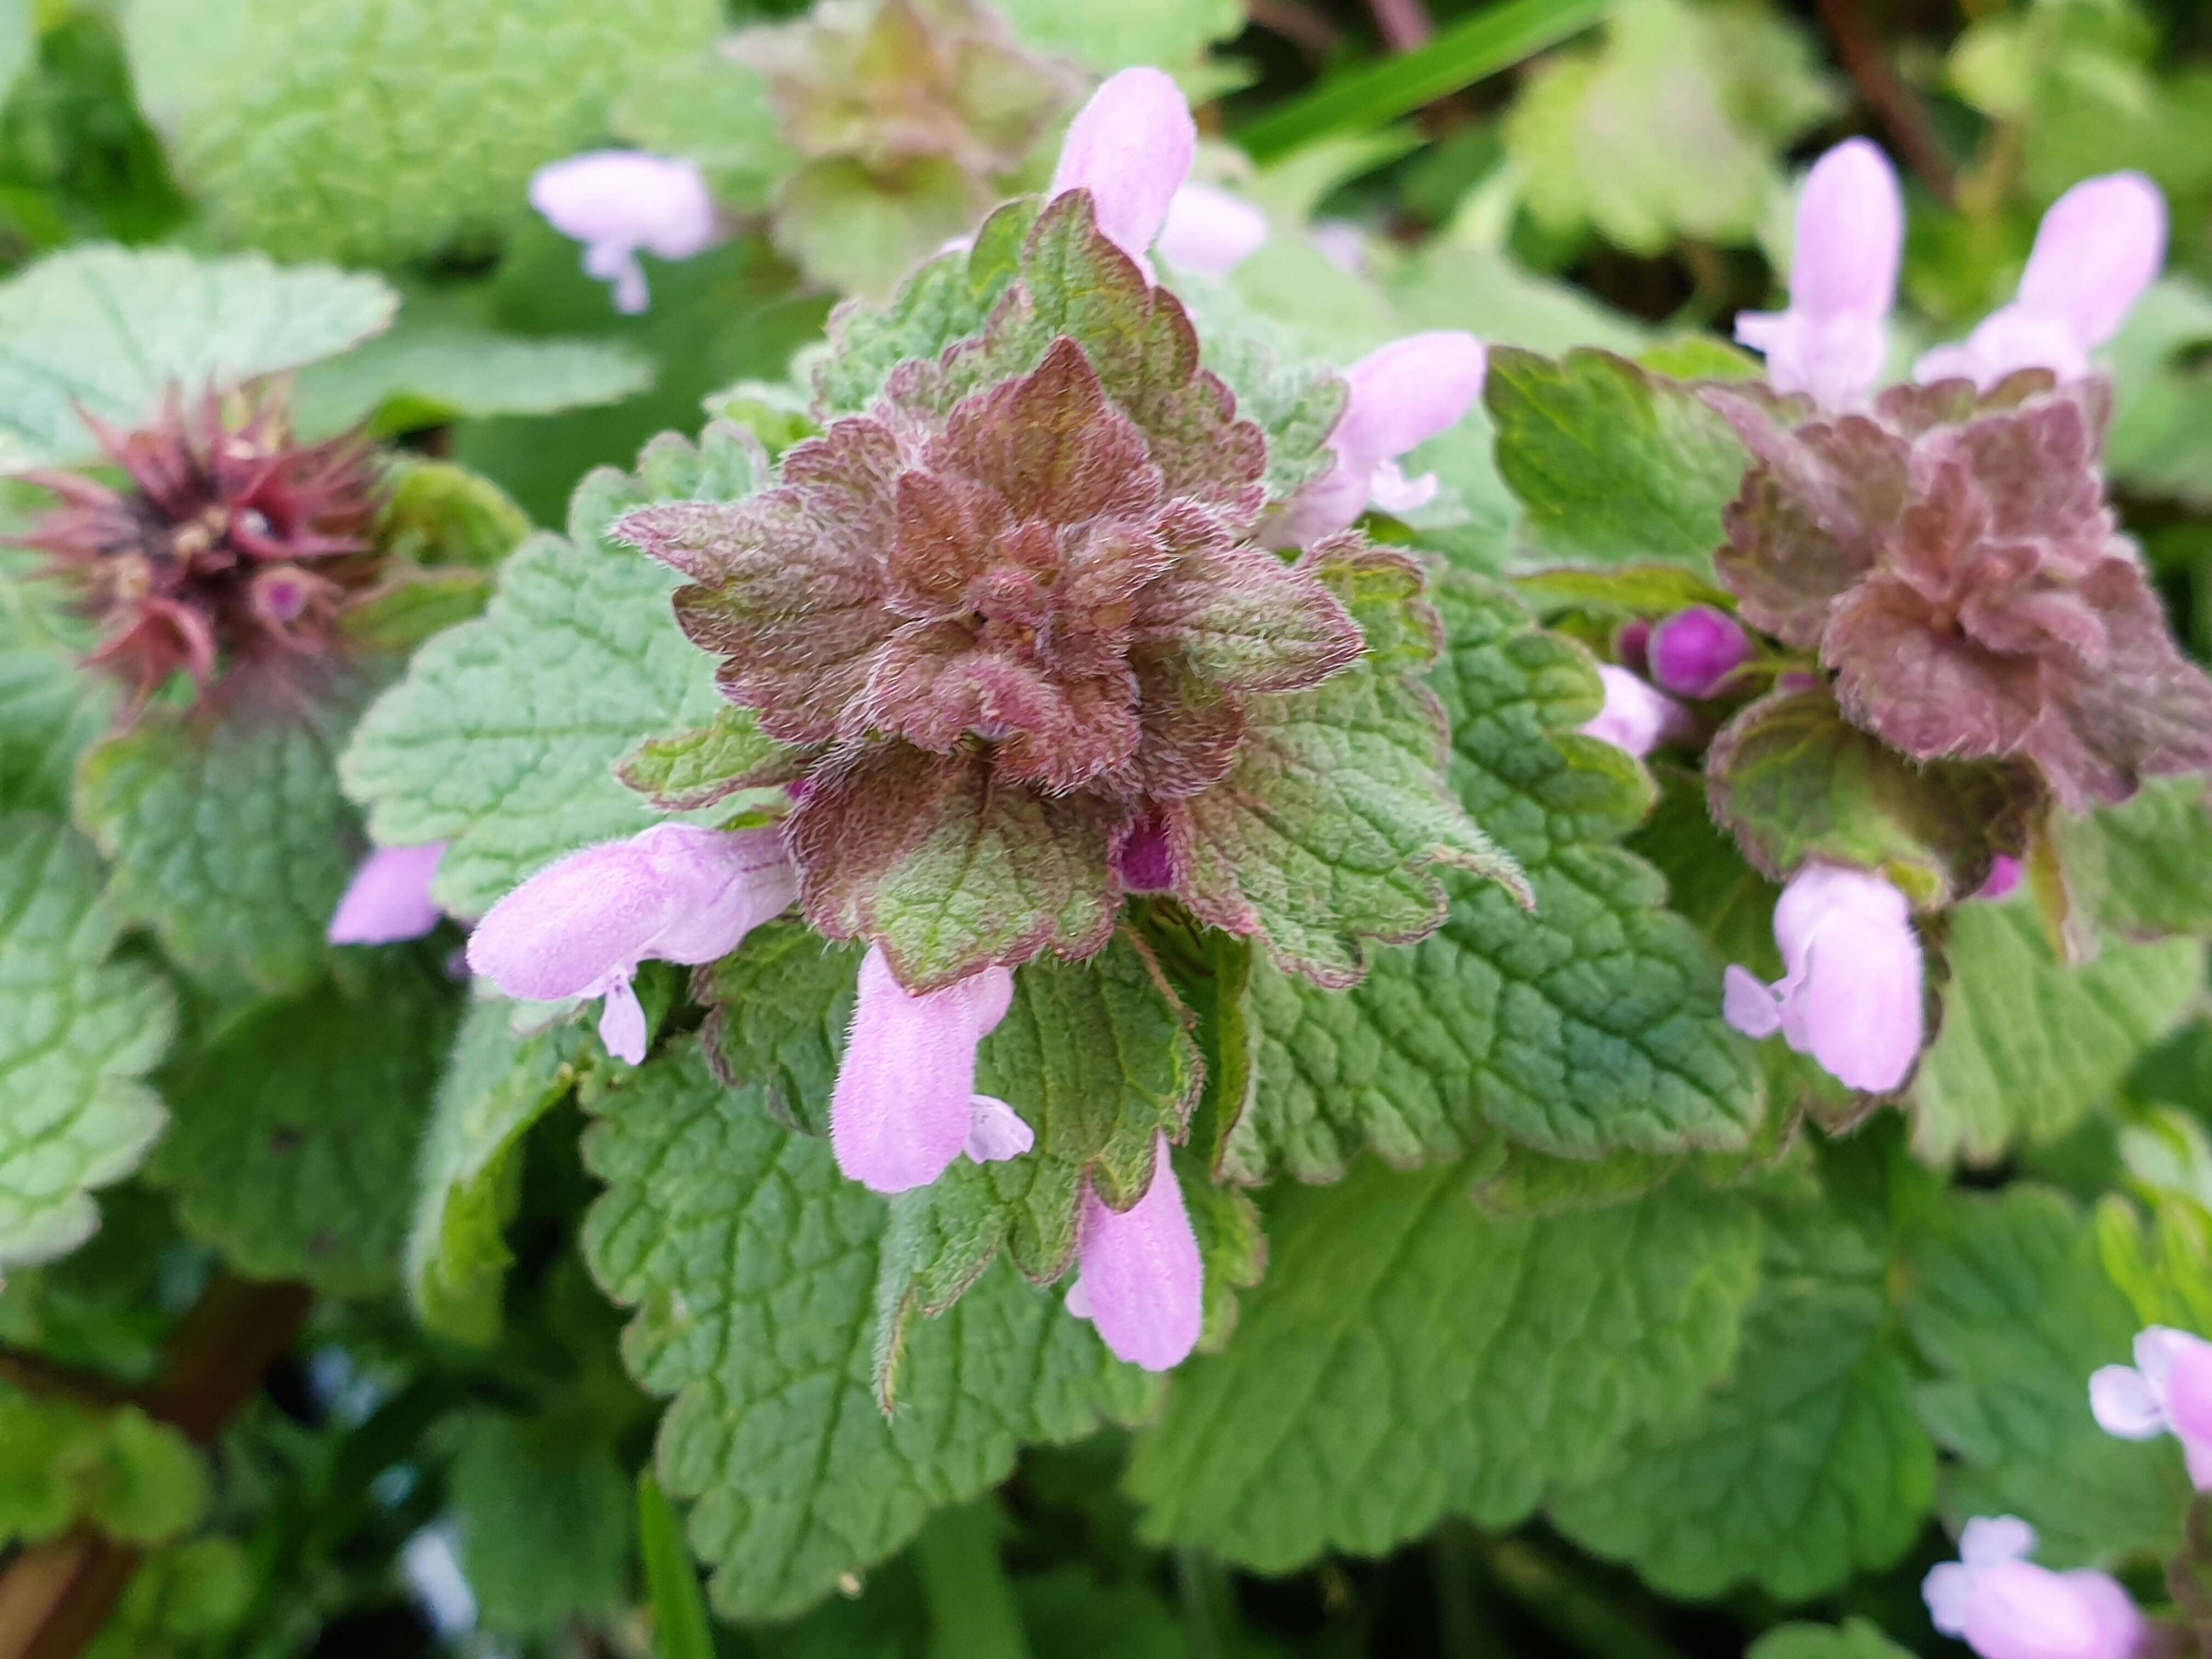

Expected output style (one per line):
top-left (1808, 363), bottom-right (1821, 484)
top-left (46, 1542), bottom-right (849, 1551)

top-left (1579, 664), bottom-right (1694, 757)
top-left (830, 945), bottom-right (1025, 1194)
top-left (1723, 862), bottom-right (1924, 1092)
top-left (1271, 331), bottom-right (1488, 545)
top-left (1734, 138), bottom-right (1904, 409)
top-left (466, 824), bottom-right (797, 1064)
top-left (1917, 173), bottom-right (2166, 389)
top-left (328, 843), bottom-right (447, 945)
top-left (1976, 854), bottom-right (2024, 901)
top-left (1065, 1135), bottom-right (1204, 1372)
top-left (528, 150), bottom-right (723, 314)
top-left (1157, 182), bottom-right (1269, 278)
top-left (1923, 1517), bottom-right (2143, 1659)
top-left (1648, 606), bottom-right (1752, 698)
top-left (1046, 67), bottom-right (1196, 280)
top-left (2090, 1325), bottom-right (2212, 1488)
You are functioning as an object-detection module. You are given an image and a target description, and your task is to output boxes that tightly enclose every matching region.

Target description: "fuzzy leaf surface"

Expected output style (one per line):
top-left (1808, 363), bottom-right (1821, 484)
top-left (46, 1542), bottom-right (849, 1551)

top-left (76, 679), bottom-right (377, 998)
top-left (1124, 1160), bottom-right (1762, 1570)
top-left (0, 246), bottom-right (393, 470)
top-left (153, 952), bottom-right (459, 1296)
top-left (1224, 569), bottom-right (1760, 1181)
top-left (2049, 776), bottom-right (2212, 941)
top-left (1912, 902), bottom-right (2201, 1164)
top-left (989, 0), bottom-right (1243, 71)
top-left (1902, 1184), bottom-right (2192, 1566)
top-left (0, 815), bottom-right (173, 1267)
top-left (342, 424), bottom-right (770, 918)
top-left (408, 996), bottom-right (588, 1344)
top-left (125, 0), bottom-right (722, 264)
top-left (1485, 346), bottom-right (1748, 570)
top-left (451, 1411), bottom-right (629, 1636)
top-left (580, 1040), bottom-right (1155, 1621)
top-left (1549, 1194), bottom-right (1936, 1601)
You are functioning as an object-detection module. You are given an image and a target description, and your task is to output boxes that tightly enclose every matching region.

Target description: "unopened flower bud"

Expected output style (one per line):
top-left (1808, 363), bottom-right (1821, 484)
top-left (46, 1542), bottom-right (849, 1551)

top-left (1047, 67), bottom-right (1195, 280)
top-left (329, 843), bottom-right (448, 946)
top-left (1065, 1135), bottom-right (1203, 1372)
top-left (1649, 606), bottom-right (1751, 698)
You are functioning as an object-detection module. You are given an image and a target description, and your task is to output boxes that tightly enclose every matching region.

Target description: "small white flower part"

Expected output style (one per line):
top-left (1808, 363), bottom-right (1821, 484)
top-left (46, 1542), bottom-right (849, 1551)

top-left (962, 1096), bottom-right (1036, 1164)
top-left (2090, 1325), bottom-right (2212, 1487)
top-left (529, 150), bottom-right (723, 314)
top-left (1156, 182), bottom-right (1269, 278)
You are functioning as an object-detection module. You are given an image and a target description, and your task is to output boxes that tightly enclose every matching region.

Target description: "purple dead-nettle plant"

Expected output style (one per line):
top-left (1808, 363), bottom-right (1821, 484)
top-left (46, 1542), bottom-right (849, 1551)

top-left (1923, 1518), bottom-right (2143, 1659)
top-left (328, 842), bottom-right (449, 946)
top-left (552, 67), bottom-right (1514, 1373)
top-left (2092, 1326), bottom-right (2212, 1488)
top-left (529, 150), bottom-right (724, 314)
top-left (14, 386), bottom-right (387, 713)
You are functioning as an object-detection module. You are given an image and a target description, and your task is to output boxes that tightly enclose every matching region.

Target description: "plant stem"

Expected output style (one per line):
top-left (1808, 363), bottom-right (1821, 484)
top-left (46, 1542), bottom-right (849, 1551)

top-left (914, 1498), bottom-right (1031, 1659)
top-left (1813, 0), bottom-right (1956, 202)
top-left (1177, 1548), bottom-right (1235, 1659)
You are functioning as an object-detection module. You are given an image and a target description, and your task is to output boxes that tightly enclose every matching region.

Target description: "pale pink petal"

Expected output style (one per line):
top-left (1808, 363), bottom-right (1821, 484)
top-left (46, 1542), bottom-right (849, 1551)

top-left (1074, 1134), bottom-right (1204, 1372)
top-left (1751, 865), bottom-right (1924, 1094)
top-left (465, 839), bottom-right (677, 1003)
top-left (963, 1096), bottom-right (1035, 1164)
top-left (2162, 1334), bottom-right (2212, 1468)
top-left (1158, 182), bottom-right (1268, 278)
top-left (531, 150), bottom-right (721, 314)
top-left (597, 974), bottom-right (648, 1065)
top-left (1333, 332), bottom-right (1487, 470)
top-left (1266, 456), bottom-right (1371, 547)
top-left (2018, 172), bottom-right (2166, 352)
top-left (1788, 138), bottom-right (1904, 322)
top-left (329, 843), bottom-right (447, 945)
top-left (1064, 1276), bottom-right (1092, 1319)
top-left (1364, 460), bottom-right (1440, 516)
top-left (2135, 1324), bottom-right (2205, 1385)
top-left (830, 948), bottom-right (1017, 1193)
top-left (1723, 964), bottom-right (1785, 1039)
top-left (1924, 1562), bottom-right (1976, 1637)
top-left (1916, 307), bottom-right (2086, 388)
top-left (1960, 1516), bottom-right (2038, 1568)
top-left (1963, 1561), bottom-right (2137, 1659)
top-left (1048, 67), bottom-right (1196, 271)
top-left (1649, 606), bottom-right (1751, 698)
top-left (2186, 1435), bottom-right (2212, 1491)
top-left (629, 824), bottom-right (798, 964)
top-left (1578, 664), bottom-right (1692, 757)
top-left (2089, 1364), bottom-right (2166, 1439)
top-left (1308, 220), bottom-right (1370, 276)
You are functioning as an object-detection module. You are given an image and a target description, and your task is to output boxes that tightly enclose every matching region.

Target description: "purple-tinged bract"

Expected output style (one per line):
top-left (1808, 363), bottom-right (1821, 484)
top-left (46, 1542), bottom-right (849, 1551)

top-left (1709, 374), bottom-right (2212, 808)
top-left (15, 385), bottom-right (385, 713)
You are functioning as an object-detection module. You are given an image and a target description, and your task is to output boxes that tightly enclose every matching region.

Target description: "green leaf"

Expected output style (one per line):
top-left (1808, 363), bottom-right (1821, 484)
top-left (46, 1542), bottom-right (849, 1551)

top-left (1549, 1189), bottom-right (1936, 1601)
top-left (1749, 1620), bottom-right (1917, 1659)
top-left (990, 0), bottom-right (1242, 74)
top-left (695, 920), bottom-right (862, 1134)
top-left (1223, 569), bottom-right (1761, 1182)
top-left (0, 547), bottom-right (116, 817)
top-left (1237, 0), bottom-right (1611, 162)
top-left (618, 704), bottom-right (793, 812)
top-left (0, 0), bottom-right (29, 114)
top-left (0, 245), bottom-right (394, 469)
top-left (1911, 901), bottom-right (2202, 1164)
top-left (292, 308), bottom-right (654, 438)
top-left (776, 156), bottom-right (995, 302)
top-left (152, 951), bottom-right (460, 1295)
top-left (1485, 346), bottom-right (1750, 569)
top-left (579, 1039), bottom-right (1155, 1620)
top-left (451, 1410), bottom-right (629, 1636)
top-left (1903, 1185), bottom-right (2191, 1566)
top-left (124, 0), bottom-right (723, 265)
top-left (2048, 775), bottom-right (2212, 943)
top-left (639, 1471), bottom-right (716, 1659)
top-left (611, 55), bottom-right (793, 213)
top-left (2106, 281), bottom-right (2212, 509)
top-left (408, 995), bottom-right (588, 1344)
top-left (371, 460), bottom-right (532, 572)
top-left (0, 815), bottom-right (173, 1267)
top-left (1503, 0), bottom-right (1838, 253)
top-left (76, 676), bottom-right (381, 998)
top-left (342, 422), bottom-right (772, 919)
top-left (1707, 687), bottom-right (2035, 906)
top-left (0, 1384), bottom-right (208, 1549)
top-left (1124, 1160), bottom-right (1763, 1570)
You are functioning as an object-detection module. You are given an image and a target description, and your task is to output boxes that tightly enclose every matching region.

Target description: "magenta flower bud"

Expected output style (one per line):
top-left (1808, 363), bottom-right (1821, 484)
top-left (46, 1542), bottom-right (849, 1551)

top-left (1923, 1518), bottom-right (2143, 1659)
top-left (2090, 1325), bottom-right (2212, 1488)
top-left (1723, 862), bottom-right (1924, 1093)
top-left (1064, 1134), bottom-right (1203, 1372)
top-left (830, 946), bottom-right (1018, 1193)
top-left (529, 150), bottom-right (723, 314)
top-left (1976, 854), bottom-right (2024, 901)
top-left (1735, 138), bottom-right (1904, 409)
top-left (1113, 812), bottom-right (1178, 895)
top-left (466, 824), bottom-right (796, 1065)
top-left (1271, 331), bottom-right (1487, 545)
top-left (1579, 664), bottom-right (1694, 758)
top-left (1157, 182), bottom-right (1268, 278)
top-left (1047, 67), bottom-right (1196, 279)
top-left (1648, 606), bottom-right (1752, 698)
top-left (329, 843), bottom-right (448, 946)
top-left (1917, 172), bottom-right (2166, 388)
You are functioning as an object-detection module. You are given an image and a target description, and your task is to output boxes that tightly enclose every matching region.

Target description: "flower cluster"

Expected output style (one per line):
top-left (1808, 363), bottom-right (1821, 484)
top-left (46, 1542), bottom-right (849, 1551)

top-left (15, 386), bottom-right (385, 711)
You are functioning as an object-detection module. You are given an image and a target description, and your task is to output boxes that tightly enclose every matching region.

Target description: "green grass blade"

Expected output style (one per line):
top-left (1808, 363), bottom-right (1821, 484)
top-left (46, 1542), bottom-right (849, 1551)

top-left (1238, 0), bottom-right (1611, 161)
top-left (638, 1471), bottom-right (715, 1659)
